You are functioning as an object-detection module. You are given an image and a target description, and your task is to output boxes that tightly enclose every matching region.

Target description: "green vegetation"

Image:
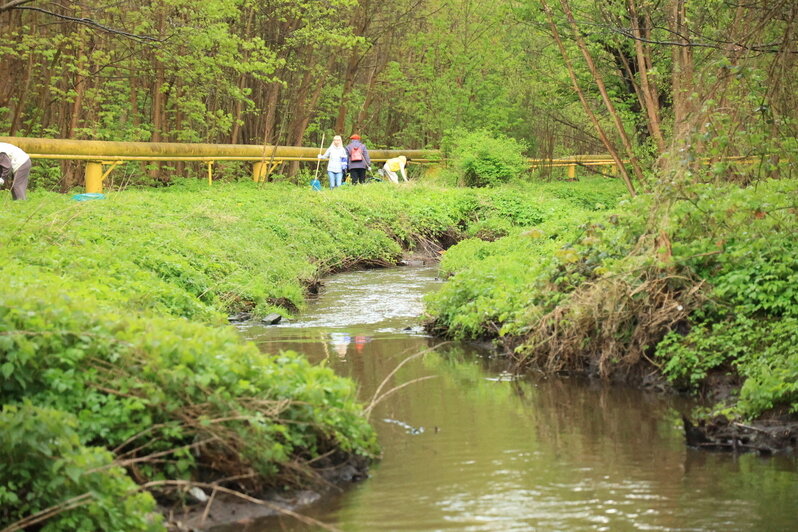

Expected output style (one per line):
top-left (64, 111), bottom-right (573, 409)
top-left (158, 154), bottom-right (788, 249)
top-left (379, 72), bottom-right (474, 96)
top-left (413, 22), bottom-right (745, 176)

top-left (1, 404), bottom-right (161, 532)
top-left (1, 179), bottom-right (624, 529)
top-left (442, 129), bottom-right (529, 188)
top-left (2, 0), bottom-right (797, 523)
top-left (425, 177), bottom-right (798, 421)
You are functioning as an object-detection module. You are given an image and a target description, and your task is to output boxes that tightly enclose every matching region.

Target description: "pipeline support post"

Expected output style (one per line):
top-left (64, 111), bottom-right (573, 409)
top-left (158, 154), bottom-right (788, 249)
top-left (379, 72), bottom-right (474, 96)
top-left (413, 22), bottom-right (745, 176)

top-left (567, 164), bottom-right (576, 180)
top-left (253, 161), bottom-right (280, 182)
top-left (85, 162), bottom-right (103, 193)
top-left (253, 161), bottom-right (266, 182)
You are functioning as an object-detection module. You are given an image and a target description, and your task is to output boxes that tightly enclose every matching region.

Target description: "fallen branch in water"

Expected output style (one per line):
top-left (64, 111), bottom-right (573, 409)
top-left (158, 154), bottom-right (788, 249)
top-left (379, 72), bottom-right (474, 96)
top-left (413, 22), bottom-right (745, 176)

top-left (365, 376), bottom-right (438, 418)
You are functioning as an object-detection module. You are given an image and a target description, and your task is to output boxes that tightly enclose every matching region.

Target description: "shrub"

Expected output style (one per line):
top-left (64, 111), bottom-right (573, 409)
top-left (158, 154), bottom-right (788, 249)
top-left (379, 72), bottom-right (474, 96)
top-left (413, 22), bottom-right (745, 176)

top-left (0, 288), bottom-right (380, 492)
top-left (443, 129), bottom-right (528, 187)
top-left (0, 404), bottom-right (161, 532)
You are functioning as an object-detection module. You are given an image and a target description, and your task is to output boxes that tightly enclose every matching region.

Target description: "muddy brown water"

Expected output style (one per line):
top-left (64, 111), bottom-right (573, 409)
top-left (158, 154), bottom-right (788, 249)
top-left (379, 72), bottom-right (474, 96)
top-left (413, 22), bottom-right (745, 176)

top-left (231, 266), bottom-right (798, 531)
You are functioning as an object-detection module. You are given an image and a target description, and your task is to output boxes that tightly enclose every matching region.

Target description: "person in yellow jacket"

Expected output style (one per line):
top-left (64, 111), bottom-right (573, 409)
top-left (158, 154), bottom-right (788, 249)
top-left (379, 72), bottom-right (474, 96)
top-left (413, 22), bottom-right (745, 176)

top-left (379, 155), bottom-right (409, 183)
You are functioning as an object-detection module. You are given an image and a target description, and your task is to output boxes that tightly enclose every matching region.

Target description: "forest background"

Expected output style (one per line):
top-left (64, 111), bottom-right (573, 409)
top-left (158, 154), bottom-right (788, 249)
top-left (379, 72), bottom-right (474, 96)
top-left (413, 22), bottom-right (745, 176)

top-left (2, 0), bottom-right (795, 191)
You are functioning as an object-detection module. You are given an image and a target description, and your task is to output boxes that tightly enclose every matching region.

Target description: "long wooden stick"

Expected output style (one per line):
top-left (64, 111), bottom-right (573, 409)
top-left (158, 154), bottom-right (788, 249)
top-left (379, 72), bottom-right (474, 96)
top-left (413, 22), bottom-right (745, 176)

top-left (314, 133), bottom-right (326, 181)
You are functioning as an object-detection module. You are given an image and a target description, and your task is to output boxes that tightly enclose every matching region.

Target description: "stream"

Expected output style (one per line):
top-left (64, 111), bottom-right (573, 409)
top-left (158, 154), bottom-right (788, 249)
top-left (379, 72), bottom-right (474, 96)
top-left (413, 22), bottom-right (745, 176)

top-left (234, 265), bottom-right (798, 531)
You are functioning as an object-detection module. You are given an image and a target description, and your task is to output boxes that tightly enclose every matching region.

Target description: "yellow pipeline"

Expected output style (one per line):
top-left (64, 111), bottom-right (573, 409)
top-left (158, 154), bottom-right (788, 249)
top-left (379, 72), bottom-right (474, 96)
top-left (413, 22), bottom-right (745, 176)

top-left (0, 136), bottom-right (438, 162)
top-left (0, 136), bottom-right (440, 192)
top-left (1, 136), bottom-right (764, 192)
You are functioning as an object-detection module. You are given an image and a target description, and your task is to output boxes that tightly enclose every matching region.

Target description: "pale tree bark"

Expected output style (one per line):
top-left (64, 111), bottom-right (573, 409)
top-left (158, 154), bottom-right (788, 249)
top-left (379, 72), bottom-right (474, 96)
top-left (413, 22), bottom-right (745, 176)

top-left (628, 0), bottom-right (665, 153)
top-left (540, 0), bottom-right (637, 197)
top-left (0, 0), bottom-right (34, 12)
top-left (558, 0), bottom-right (647, 187)
top-left (669, 0), bottom-right (693, 136)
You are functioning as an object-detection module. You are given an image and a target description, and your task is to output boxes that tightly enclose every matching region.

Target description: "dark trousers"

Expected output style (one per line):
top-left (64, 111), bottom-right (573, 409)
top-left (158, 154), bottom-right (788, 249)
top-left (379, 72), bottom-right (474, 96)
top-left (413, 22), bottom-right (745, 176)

top-left (349, 168), bottom-right (366, 184)
top-left (11, 159), bottom-right (30, 200)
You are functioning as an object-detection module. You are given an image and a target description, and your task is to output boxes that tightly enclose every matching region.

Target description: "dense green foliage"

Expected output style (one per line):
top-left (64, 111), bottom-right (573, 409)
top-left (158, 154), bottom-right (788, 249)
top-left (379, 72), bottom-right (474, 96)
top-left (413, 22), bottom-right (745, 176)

top-left (426, 177), bottom-right (798, 420)
top-left (0, 404), bottom-right (161, 532)
top-left (442, 129), bottom-right (529, 188)
top-left (426, 177), bottom-right (626, 337)
top-left (655, 180), bottom-right (798, 417)
top-left (1, 0), bottom-right (797, 522)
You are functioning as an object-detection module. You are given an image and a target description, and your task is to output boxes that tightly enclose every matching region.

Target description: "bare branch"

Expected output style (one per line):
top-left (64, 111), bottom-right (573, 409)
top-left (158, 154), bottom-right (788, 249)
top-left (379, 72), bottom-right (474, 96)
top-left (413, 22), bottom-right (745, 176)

top-left (7, 5), bottom-right (160, 42)
top-left (0, 0), bottom-right (35, 12)
top-left (576, 20), bottom-right (798, 54)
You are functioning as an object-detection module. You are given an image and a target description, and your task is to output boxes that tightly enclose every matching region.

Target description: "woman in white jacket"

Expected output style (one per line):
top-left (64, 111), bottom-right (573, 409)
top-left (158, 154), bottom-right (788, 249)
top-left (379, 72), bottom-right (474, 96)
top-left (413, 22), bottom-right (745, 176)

top-left (317, 135), bottom-right (348, 189)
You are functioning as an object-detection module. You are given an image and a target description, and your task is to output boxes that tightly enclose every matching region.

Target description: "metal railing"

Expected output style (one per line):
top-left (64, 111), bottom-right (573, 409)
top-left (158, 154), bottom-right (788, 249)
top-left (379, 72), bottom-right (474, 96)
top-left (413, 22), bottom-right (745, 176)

top-left (529, 154), bottom-right (760, 179)
top-left (529, 155), bottom-right (618, 178)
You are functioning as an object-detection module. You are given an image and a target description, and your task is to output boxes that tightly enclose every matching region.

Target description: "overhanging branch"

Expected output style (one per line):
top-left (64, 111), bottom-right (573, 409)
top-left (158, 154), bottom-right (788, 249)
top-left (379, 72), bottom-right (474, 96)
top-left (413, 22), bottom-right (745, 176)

top-left (578, 20), bottom-right (798, 54)
top-left (3, 4), bottom-right (160, 42)
top-left (0, 0), bottom-right (35, 12)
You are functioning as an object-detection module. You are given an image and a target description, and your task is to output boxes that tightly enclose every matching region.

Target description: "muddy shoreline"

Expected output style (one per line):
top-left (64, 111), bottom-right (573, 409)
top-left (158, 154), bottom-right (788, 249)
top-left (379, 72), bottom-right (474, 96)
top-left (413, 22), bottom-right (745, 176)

top-left (164, 456), bottom-right (370, 531)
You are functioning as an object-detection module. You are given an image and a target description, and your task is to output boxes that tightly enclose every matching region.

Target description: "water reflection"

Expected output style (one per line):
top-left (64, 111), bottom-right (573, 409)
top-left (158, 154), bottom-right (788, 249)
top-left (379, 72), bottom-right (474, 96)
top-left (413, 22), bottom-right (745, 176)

top-left (235, 267), bottom-right (798, 532)
top-left (329, 332), bottom-right (351, 358)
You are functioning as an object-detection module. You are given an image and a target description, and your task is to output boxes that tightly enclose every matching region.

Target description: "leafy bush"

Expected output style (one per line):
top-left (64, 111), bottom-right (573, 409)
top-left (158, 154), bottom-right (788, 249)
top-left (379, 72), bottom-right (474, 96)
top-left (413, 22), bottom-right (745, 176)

top-left (0, 404), bottom-right (161, 532)
top-left (425, 187), bottom-right (621, 338)
top-left (654, 186), bottom-right (798, 418)
top-left (0, 286), bottom-right (380, 492)
top-left (443, 128), bottom-right (528, 187)
top-left (537, 179), bottom-right (622, 210)
top-left (657, 316), bottom-right (798, 417)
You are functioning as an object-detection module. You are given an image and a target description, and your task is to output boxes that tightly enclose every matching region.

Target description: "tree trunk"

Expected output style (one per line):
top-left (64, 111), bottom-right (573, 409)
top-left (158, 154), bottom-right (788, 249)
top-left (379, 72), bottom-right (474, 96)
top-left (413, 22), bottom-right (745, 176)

top-left (149, 10), bottom-right (166, 180)
top-left (260, 82), bottom-right (281, 145)
top-left (559, 0), bottom-right (646, 187)
top-left (670, 0), bottom-right (693, 136)
top-left (628, 0), bottom-right (665, 153)
top-left (286, 58), bottom-right (335, 176)
top-left (334, 52), bottom-right (363, 133)
top-left (540, 0), bottom-right (637, 197)
top-left (62, 15), bottom-right (89, 191)
top-left (231, 7), bottom-right (255, 144)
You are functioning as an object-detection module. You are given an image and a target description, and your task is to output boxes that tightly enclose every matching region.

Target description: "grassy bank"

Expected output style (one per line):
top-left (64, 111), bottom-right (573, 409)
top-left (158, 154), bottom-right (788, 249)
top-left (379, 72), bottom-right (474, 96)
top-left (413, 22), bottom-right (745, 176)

top-left (0, 178), bottom-right (622, 530)
top-left (425, 178), bottom-right (798, 440)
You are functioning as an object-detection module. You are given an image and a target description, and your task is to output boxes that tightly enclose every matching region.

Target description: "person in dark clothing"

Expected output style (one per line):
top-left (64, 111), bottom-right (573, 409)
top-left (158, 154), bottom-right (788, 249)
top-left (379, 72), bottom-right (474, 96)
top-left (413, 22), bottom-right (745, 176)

top-left (0, 142), bottom-right (31, 200)
top-left (345, 134), bottom-right (371, 185)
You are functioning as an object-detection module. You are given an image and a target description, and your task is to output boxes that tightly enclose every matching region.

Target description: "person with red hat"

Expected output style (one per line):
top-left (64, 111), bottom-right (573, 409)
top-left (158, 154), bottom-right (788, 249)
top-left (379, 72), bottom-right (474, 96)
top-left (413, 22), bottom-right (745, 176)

top-left (345, 134), bottom-right (371, 185)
